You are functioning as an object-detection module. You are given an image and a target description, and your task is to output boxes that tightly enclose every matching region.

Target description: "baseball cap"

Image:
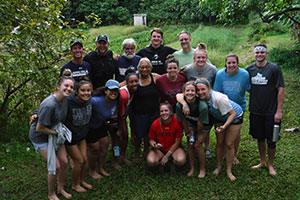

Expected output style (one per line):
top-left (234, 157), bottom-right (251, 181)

top-left (96, 34), bottom-right (109, 43)
top-left (105, 79), bottom-right (119, 90)
top-left (70, 39), bottom-right (83, 49)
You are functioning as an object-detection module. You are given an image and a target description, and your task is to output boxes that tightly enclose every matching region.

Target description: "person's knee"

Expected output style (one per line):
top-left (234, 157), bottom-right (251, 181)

top-left (173, 154), bottom-right (186, 166)
top-left (194, 139), bottom-right (203, 150)
top-left (146, 155), bottom-right (158, 166)
top-left (226, 142), bottom-right (234, 151)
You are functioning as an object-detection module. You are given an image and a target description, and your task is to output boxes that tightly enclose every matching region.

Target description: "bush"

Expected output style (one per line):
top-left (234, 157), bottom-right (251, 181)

top-left (268, 47), bottom-right (300, 71)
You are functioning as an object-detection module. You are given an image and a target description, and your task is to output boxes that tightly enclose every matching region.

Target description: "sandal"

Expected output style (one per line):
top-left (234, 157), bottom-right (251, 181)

top-left (205, 148), bottom-right (212, 158)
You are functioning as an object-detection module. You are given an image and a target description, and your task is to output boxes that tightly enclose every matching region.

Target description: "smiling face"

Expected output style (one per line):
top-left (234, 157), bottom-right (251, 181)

top-left (138, 60), bottom-right (152, 76)
top-left (123, 44), bottom-right (136, 59)
top-left (254, 50), bottom-right (268, 63)
top-left (150, 31), bottom-right (163, 48)
top-left (196, 83), bottom-right (210, 100)
top-left (166, 62), bottom-right (178, 77)
top-left (160, 105), bottom-right (172, 121)
top-left (105, 88), bottom-right (119, 101)
top-left (71, 44), bottom-right (84, 60)
top-left (194, 51), bottom-right (207, 68)
top-left (127, 74), bottom-right (139, 93)
top-left (76, 83), bottom-right (92, 102)
top-left (183, 84), bottom-right (196, 102)
top-left (57, 79), bottom-right (74, 97)
top-left (179, 33), bottom-right (191, 50)
top-left (96, 40), bottom-right (110, 55)
top-left (226, 57), bottom-right (239, 76)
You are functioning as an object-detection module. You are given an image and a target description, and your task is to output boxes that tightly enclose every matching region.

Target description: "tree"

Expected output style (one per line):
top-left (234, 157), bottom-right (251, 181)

top-left (0, 0), bottom-right (84, 128)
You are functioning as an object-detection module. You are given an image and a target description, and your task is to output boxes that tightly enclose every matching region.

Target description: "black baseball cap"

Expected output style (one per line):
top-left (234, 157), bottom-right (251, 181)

top-left (70, 40), bottom-right (83, 49)
top-left (96, 34), bottom-right (109, 43)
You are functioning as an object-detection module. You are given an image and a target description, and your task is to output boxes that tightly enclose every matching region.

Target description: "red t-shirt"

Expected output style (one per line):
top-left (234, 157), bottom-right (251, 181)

top-left (118, 86), bottom-right (133, 117)
top-left (148, 116), bottom-right (183, 153)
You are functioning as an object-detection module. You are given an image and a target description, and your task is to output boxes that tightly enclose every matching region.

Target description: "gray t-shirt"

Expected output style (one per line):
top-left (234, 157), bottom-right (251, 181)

top-left (183, 63), bottom-right (217, 86)
top-left (29, 94), bottom-right (68, 144)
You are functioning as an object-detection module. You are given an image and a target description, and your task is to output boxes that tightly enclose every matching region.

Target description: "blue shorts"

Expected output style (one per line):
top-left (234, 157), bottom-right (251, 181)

top-left (31, 141), bottom-right (48, 151)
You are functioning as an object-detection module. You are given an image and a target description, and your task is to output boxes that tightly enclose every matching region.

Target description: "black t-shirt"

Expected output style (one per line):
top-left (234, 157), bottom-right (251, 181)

top-left (84, 50), bottom-right (119, 89)
top-left (137, 44), bottom-right (176, 75)
top-left (246, 61), bottom-right (284, 115)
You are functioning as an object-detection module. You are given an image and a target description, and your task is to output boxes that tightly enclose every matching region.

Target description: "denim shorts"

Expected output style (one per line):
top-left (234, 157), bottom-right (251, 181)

top-left (31, 141), bottom-right (48, 151)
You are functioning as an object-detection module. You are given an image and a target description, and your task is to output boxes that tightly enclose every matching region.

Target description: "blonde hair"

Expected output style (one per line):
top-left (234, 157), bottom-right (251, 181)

top-left (195, 78), bottom-right (211, 88)
top-left (195, 43), bottom-right (208, 56)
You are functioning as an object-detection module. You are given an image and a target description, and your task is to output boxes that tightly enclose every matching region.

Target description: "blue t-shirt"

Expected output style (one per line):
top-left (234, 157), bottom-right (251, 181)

top-left (89, 96), bottom-right (118, 129)
top-left (214, 67), bottom-right (251, 111)
top-left (60, 61), bottom-right (91, 82)
top-left (116, 55), bottom-right (141, 82)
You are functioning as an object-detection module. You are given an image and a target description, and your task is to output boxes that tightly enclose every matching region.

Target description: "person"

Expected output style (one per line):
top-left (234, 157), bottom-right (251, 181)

top-left (173, 31), bottom-right (195, 69)
top-left (64, 79), bottom-right (93, 193)
top-left (60, 40), bottom-right (91, 82)
top-left (246, 44), bottom-right (285, 176)
top-left (196, 78), bottom-right (243, 181)
top-left (137, 28), bottom-right (176, 75)
top-left (156, 55), bottom-right (186, 110)
top-left (84, 34), bottom-right (119, 89)
top-left (131, 57), bottom-right (160, 161)
top-left (147, 102), bottom-right (186, 171)
top-left (87, 79), bottom-right (120, 179)
top-left (29, 76), bottom-right (74, 200)
top-left (176, 81), bottom-right (209, 178)
top-left (214, 54), bottom-right (251, 164)
top-left (116, 38), bottom-right (141, 82)
top-left (181, 43), bottom-right (217, 158)
top-left (118, 72), bottom-right (139, 165)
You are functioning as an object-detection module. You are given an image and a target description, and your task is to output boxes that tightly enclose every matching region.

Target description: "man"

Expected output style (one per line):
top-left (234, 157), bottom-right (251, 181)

top-left (84, 34), bottom-right (119, 89)
top-left (246, 44), bottom-right (285, 176)
top-left (173, 31), bottom-right (195, 69)
top-left (116, 38), bottom-right (141, 82)
top-left (60, 40), bottom-right (91, 82)
top-left (137, 28), bottom-right (176, 75)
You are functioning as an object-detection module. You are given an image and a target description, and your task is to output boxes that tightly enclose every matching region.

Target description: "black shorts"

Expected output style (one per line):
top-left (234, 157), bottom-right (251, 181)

top-left (65, 137), bottom-right (85, 146)
top-left (249, 113), bottom-right (280, 141)
top-left (214, 114), bottom-right (244, 127)
top-left (86, 124), bottom-right (108, 143)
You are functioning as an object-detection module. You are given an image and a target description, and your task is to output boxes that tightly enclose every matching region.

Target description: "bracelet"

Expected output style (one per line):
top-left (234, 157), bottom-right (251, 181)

top-left (168, 150), bottom-right (173, 155)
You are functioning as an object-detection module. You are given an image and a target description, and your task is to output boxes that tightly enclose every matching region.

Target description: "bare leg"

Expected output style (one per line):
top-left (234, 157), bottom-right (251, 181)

top-left (120, 121), bottom-right (131, 165)
top-left (204, 131), bottom-right (211, 158)
top-left (78, 140), bottom-right (92, 189)
top-left (251, 141), bottom-right (267, 169)
top-left (56, 145), bottom-right (72, 199)
top-left (87, 141), bottom-right (103, 179)
top-left (187, 143), bottom-right (195, 176)
top-left (146, 150), bottom-right (164, 166)
top-left (233, 130), bottom-right (241, 165)
top-left (98, 136), bottom-right (111, 176)
top-left (172, 148), bottom-right (186, 167)
top-left (214, 131), bottom-right (225, 176)
top-left (268, 147), bottom-right (276, 176)
top-left (195, 132), bottom-right (208, 178)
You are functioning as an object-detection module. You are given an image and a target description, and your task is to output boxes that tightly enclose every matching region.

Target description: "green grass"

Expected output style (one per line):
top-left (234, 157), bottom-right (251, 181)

top-left (1, 24), bottom-right (300, 199)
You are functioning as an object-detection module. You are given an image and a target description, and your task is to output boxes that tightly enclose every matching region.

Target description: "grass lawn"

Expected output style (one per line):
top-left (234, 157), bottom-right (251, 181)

top-left (1, 24), bottom-right (300, 200)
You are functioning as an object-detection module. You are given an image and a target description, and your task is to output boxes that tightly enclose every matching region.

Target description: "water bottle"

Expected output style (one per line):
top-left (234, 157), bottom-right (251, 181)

top-left (189, 129), bottom-right (195, 144)
top-left (113, 146), bottom-right (120, 157)
top-left (272, 124), bottom-right (280, 142)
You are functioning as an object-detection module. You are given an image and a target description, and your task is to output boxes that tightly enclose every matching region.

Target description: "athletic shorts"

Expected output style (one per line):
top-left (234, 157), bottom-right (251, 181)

top-left (203, 113), bottom-right (214, 132)
top-left (135, 112), bottom-right (159, 139)
top-left (31, 141), bottom-right (48, 151)
top-left (86, 124), bottom-right (108, 143)
top-left (65, 137), bottom-right (85, 146)
top-left (214, 114), bottom-right (244, 127)
top-left (249, 113), bottom-right (280, 141)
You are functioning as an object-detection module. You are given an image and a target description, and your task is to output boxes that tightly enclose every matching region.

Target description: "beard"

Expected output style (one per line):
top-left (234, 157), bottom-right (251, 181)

top-left (124, 52), bottom-right (135, 60)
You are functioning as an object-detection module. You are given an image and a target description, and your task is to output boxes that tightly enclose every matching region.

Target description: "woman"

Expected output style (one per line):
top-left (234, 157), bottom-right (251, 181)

top-left (156, 55), bottom-right (186, 110)
top-left (29, 76), bottom-right (74, 200)
top-left (147, 102), bottom-right (186, 170)
top-left (196, 78), bottom-right (243, 181)
top-left (131, 57), bottom-right (160, 161)
top-left (181, 43), bottom-right (217, 158)
top-left (87, 79), bottom-right (120, 179)
top-left (118, 72), bottom-right (139, 164)
top-left (64, 79), bottom-right (93, 192)
top-left (214, 54), bottom-right (251, 164)
top-left (176, 81), bottom-right (209, 178)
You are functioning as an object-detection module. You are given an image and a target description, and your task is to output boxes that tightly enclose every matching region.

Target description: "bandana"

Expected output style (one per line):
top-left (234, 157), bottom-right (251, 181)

top-left (254, 46), bottom-right (267, 53)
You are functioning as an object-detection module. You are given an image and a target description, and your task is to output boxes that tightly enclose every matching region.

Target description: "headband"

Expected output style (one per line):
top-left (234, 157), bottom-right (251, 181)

top-left (254, 46), bottom-right (267, 53)
top-left (196, 80), bottom-right (209, 87)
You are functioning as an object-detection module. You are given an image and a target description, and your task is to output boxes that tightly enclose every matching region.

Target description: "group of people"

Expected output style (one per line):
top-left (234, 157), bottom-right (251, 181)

top-left (29, 28), bottom-right (285, 200)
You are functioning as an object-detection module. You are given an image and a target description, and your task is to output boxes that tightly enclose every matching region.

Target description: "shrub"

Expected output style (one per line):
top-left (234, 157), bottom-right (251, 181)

top-left (268, 47), bottom-right (300, 71)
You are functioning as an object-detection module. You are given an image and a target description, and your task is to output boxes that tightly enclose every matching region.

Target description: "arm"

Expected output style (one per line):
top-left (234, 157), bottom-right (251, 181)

top-left (274, 87), bottom-right (285, 122)
top-left (176, 93), bottom-right (190, 115)
top-left (215, 109), bottom-right (236, 133)
top-left (151, 73), bottom-right (160, 84)
top-left (36, 123), bottom-right (57, 135)
top-left (160, 138), bottom-right (181, 165)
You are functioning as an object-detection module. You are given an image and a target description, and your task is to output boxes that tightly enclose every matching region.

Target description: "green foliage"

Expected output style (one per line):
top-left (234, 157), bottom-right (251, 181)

top-left (268, 48), bottom-right (300, 71)
top-left (0, 0), bottom-right (85, 128)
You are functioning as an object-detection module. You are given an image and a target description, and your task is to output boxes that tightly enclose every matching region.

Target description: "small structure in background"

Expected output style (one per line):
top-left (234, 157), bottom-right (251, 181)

top-left (134, 14), bottom-right (147, 26)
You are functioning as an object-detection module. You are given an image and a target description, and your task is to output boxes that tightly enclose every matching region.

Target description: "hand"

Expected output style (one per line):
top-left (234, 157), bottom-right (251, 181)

top-left (274, 111), bottom-right (282, 123)
top-left (113, 54), bottom-right (120, 61)
top-left (29, 114), bottom-right (38, 125)
top-left (153, 143), bottom-right (162, 149)
top-left (160, 155), bottom-right (169, 165)
top-left (215, 125), bottom-right (225, 134)
top-left (182, 103), bottom-right (190, 115)
top-left (178, 65), bottom-right (186, 75)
